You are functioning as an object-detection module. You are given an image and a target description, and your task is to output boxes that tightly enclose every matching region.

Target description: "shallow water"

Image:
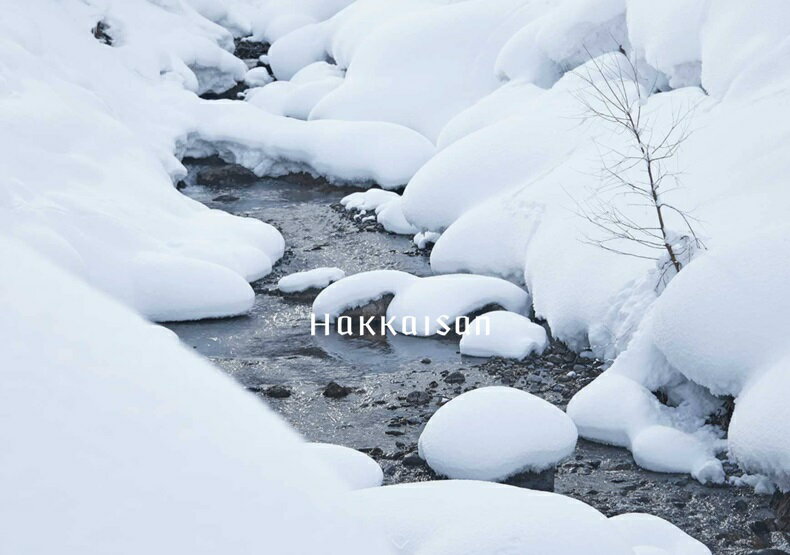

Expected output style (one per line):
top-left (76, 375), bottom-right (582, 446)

top-left (167, 162), bottom-right (464, 381)
top-left (169, 160), bottom-right (779, 555)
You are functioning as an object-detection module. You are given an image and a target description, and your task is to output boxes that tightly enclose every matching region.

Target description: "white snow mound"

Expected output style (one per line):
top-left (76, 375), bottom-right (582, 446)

top-left (460, 311), bottom-right (548, 359)
top-left (313, 272), bottom-right (530, 336)
top-left (303, 443), bottom-right (384, 490)
top-left (418, 386), bottom-right (578, 481)
top-left (344, 480), bottom-right (708, 555)
top-left (278, 267), bottom-right (345, 293)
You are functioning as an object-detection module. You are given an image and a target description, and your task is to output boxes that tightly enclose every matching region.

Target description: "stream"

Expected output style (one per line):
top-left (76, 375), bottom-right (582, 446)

top-left (168, 157), bottom-right (780, 555)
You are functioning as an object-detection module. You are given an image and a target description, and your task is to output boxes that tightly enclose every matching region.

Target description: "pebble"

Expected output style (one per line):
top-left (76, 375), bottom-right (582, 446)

top-left (406, 390), bottom-right (431, 405)
top-left (444, 371), bottom-right (466, 384)
top-left (323, 381), bottom-right (352, 398)
top-left (264, 385), bottom-right (292, 399)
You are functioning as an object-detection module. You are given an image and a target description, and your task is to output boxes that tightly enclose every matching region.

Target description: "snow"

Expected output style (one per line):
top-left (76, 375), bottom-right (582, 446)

top-left (244, 66), bottom-right (273, 87)
top-left (460, 311), bottom-right (548, 360)
top-left (7, 0), bottom-right (790, 504)
top-left (278, 267), bottom-right (345, 293)
top-left (314, 271), bottom-right (529, 336)
top-left (313, 269), bottom-right (419, 320)
top-left (303, 443), bottom-right (384, 490)
top-left (340, 189), bottom-right (418, 234)
top-left (341, 189), bottom-right (400, 212)
top-left (0, 237), bottom-right (390, 554)
top-left (344, 480), bottom-right (709, 554)
top-left (626, 0), bottom-right (707, 88)
top-left (608, 513), bottom-right (712, 555)
top-left (413, 231), bottom-right (440, 250)
top-left (418, 386), bottom-right (577, 481)
top-left (245, 61), bottom-right (343, 119)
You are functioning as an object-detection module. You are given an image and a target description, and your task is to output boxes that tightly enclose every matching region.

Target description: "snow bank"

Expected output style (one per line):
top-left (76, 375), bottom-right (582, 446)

top-left (278, 267), bottom-right (345, 293)
top-left (626, 0), bottom-right (707, 88)
top-left (303, 443), bottom-right (384, 490)
top-left (310, 0), bottom-right (535, 142)
top-left (0, 0), bottom-right (285, 321)
top-left (460, 311), bottom-right (548, 360)
top-left (245, 61), bottom-right (343, 119)
top-left (0, 238), bottom-right (390, 554)
top-left (419, 387), bottom-right (577, 481)
top-left (608, 513), bottom-right (712, 555)
top-left (190, 101), bottom-right (434, 188)
top-left (345, 481), bottom-right (709, 554)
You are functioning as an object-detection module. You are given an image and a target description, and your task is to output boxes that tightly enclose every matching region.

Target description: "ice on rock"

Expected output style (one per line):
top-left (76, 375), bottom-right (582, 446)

top-left (303, 443), bottom-right (384, 490)
top-left (345, 480), bottom-right (705, 554)
top-left (418, 387), bottom-right (577, 481)
top-left (278, 267), bottom-right (345, 293)
top-left (460, 311), bottom-right (548, 360)
top-left (0, 238), bottom-right (389, 555)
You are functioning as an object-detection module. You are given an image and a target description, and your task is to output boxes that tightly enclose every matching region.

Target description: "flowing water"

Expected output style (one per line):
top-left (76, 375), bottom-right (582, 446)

top-left (168, 158), bottom-right (780, 555)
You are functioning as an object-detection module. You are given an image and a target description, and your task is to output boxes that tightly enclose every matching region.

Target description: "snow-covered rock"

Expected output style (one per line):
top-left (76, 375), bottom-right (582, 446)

top-left (413, 231), bottom-right (440, 250)
top-left (418, 387), bottom-right (578, 481)
top-left (340, 189), bottom-right (418, 234)
top-left (243, 66), bottom-right (273, 87)
top-left (278, 267), bottom-right (345, 293)
top-left (0, 237), bottom-right (389, 554)
top-left (344, 480), bottom-right (709, 554)
top-left (303, 443), bottom-right (384, 490)
top-left (460, 311), bottom-right (548, 360)
top-left (313, 272), bottom-right (530, 336)
top-left (608, 513), bottom-right (712, 555)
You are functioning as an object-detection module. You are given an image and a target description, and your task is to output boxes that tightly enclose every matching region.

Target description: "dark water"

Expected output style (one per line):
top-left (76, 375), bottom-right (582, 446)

top-left (168, 161), bottom-right (780, 555)
top-left (167, 162), bottom-right (466, 381)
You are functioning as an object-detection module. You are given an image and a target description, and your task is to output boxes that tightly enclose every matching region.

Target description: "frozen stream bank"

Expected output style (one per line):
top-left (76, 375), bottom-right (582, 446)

top-left (169, 158), bottom-right (784, 555)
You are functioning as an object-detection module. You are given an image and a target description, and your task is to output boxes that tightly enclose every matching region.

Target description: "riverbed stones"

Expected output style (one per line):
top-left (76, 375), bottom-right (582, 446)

top-left (405, 390), bottom-right (431, 406)
top-left (323, 381), bottom-right (352, 399)
top-left (264, 385), bottom-right (292, 399)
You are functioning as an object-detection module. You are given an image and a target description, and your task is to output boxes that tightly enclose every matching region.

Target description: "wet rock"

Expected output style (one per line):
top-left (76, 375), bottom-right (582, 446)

top-left (264, 385), bottom-right (292, 399)
top-left (234, 38), bottom-right (270, 60)
top-left (747, 551), bottom-right (790, 555)
top-left (406, 390), bottom-right (431, 406)
top-left (402, 452), bottom-right (424, 467)
top-left (735, 499), bottom-right (749, 512)
top-left (444, 371), bottom-right (466, 384)
top-left (421, 358), bottom-right (432, 364)
top-left (323, 381), bottom-right (352, 399)
top-left (504, 467), bottom-right (555, 492)
top-left (92, 20), bottom-right (113, 46)
top-left (212, 194), bottom-right (240, 202)
top-left (199, 82), bottom-right (248, 101)
top-left (196, 164), bottom-right (257, 187)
